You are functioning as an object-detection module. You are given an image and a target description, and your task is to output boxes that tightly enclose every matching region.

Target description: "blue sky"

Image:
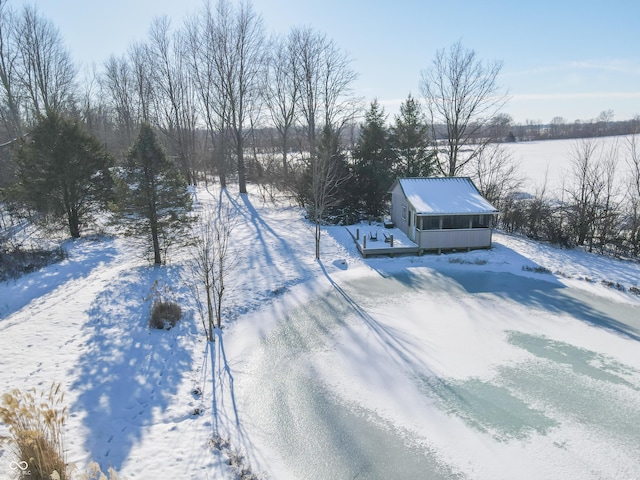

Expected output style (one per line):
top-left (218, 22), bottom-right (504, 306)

top-left (12, 0), bottom-right (640, 123)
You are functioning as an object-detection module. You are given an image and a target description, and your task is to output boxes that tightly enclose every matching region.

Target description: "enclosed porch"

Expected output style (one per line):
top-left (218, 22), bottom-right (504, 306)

top-left (412, 214), bottom-right (495, 252)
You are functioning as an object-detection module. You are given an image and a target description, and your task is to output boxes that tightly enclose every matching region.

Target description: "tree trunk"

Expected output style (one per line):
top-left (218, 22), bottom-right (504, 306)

top-left (206, 289), bottom-right (214, 342)
top-left (68, 209), bottom-right (81, 238)
top-left (216, 144), bottom-right (227, 189)
top-left (151, 221), bottom-right (162, 264)
top-left (282, 137), bottom-right (289, 175)
top-left (237, 143), bottom-right (247, 194)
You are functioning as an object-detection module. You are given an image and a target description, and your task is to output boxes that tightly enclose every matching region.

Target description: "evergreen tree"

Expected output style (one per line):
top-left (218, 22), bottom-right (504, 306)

top-left (390, 94), bottom-right (436, 177)
top-left (117, 123), bottom-right (193, 264)
top-left (352, 100), bottom-right (393, 217)
top-left (11, 114), bottom-right (113, 238)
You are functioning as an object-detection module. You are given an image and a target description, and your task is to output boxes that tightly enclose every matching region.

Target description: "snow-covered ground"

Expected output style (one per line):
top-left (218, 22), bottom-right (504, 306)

top-left (505, 134), bottom-right (635, 195)
top-left (1, 183), bottom-right (640, 479)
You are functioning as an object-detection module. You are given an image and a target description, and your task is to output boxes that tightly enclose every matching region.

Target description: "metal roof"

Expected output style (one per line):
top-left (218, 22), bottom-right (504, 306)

top-left (392, 177), bottom-right (498, 215)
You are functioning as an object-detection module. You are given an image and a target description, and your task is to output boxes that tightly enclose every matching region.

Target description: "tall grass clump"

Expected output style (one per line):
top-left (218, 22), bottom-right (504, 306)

top-left (0, 383), bottom-right (68, 479)
top-left (147, 279), bottom-right (182, 330)
top-left (150, 300), bottom-right (182, 329)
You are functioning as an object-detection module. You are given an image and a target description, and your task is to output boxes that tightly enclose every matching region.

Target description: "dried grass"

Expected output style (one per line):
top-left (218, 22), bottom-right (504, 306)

top-left (0, 383), bottom-right (68, 480)
top-left (74, 461), bottom-right (120, 480)
top-left (149, 300), bottom-right (182, 329)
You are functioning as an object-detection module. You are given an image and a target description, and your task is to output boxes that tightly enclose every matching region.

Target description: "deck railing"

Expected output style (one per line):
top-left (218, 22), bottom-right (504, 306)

top-left (416, 228), bottom-right (492, 251)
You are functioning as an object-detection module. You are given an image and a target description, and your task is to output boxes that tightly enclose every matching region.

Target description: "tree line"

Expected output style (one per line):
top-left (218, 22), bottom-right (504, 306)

top-left (1, 0), bottom-right (640, 265)
top-left (501, 135), bottom-right (640, 258)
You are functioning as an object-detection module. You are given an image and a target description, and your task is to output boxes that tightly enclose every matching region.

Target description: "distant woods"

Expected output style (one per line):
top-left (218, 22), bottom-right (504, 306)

top-left (1, 0), bottom-right (640, 260)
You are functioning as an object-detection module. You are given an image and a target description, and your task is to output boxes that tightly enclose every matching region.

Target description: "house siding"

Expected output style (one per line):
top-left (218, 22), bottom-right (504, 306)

top-left (389, 177), bottom-right (497, 252)
top-left (416, 228), bottom-right (492, 250)
top-left (390, 182), bottom-right (409, 233)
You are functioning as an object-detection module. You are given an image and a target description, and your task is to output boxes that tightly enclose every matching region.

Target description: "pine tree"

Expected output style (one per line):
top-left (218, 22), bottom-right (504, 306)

top-left (117, 123), bottom-right (193, 264)
top-left (353, 100), bottom-right (394, 217)
top-left (11, 114), bottom-right (113, 238)
top-left (390, 94), bottom-right (436, 178)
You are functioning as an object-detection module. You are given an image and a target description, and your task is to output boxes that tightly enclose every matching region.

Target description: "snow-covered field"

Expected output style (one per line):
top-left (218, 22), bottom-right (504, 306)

top-left (505, 134), bottom-right (635, 195)
top-left (1, 181), bottom-right (640, 480)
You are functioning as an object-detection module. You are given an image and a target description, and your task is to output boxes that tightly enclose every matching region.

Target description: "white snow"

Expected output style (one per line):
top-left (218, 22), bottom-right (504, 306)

top-left (505, 134), bottom-right (635, 196)
top-left (1, 171), bottom-right (639, 479)
top-left (396, 177), bottom-right (498, 214)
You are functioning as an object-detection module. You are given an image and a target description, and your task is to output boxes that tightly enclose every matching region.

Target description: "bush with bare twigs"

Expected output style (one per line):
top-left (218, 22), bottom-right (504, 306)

top-left (150, 300), bottom-right (182, 330)
top-left (147, 280), bottom-right (182, 330)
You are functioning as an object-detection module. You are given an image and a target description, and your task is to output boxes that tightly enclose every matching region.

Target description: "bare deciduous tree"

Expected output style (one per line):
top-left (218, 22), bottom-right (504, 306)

top-left (565, 138), bottom-right (621, 252)
top-left (212, 0), bottom-right (264, 194)
top-left (147, 16), bottom-right (198, 184)
top-left (262, 32), bottom-right (298, 175)
top-left (624, 133), bottom-right (640, 255)
top-left (129, 41), bottom-right (154, 124)
top-left (14, 5), bottom-right (76, 119)
top-left (470, 143), bottom-right (522, 211)
top-left (184, 7), bottom-right (228, 187)
top-left (190, 200), bottom-right (237, 340)
top-left (292, 26), bottom-right (358, 157)
top-left (185, 0), bottom-right (264, 193)
top-left (311, 126), bottom-right (351, 260)
top-left (594, 142), bottom-right (620, 253)
top-left (102, 54), bottom-right (138, 150)
top-left (0, 0), bottom-right (23, 141)
top-left (420, 40), bottom-right (508, 177)
top-left (566, 138), bottom-right (599, 248)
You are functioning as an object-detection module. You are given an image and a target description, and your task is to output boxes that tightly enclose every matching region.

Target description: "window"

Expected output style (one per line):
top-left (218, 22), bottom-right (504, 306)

top-left (472, 215), bottom-right (491, 228)
top-left (401, 205), bottom-right (407, 220)
top-left (420, 216), bottom-right (440, 230)
top-left (443, 216), bottom-right (472, 229)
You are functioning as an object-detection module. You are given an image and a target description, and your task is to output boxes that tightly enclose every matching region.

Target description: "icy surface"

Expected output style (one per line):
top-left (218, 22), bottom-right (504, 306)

top-left (1, 179), bottom-right (640, 479)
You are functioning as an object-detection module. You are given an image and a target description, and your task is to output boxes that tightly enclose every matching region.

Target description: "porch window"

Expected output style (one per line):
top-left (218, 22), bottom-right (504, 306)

top-left (419, 216), bottom-right (440, 230)
top-left (443, 215), bottom-right (472, 229)
top-left (472, 215), bottom-right (491, 228)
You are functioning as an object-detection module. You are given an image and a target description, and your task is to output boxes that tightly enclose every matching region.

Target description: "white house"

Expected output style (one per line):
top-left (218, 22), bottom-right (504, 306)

top-left (388, 177), bottom-right (498, 252)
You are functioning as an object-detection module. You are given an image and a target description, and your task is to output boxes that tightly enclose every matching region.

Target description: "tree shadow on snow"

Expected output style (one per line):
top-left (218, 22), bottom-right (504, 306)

top-left (203, 329), bottom-right (266, 480)
top-left (354, 242), bottom-right (640, 343)
top-left (71, 264), bottom-right (194, 472)
top-left (441, 269), bottom-right (640, 342)
top-left (212, 189), bottom-right (314, 310)
top-left (207, 329), bottom-right (239, 433)
top-left (238, 263), bottom-right (459, 479)
top-left (318, 260), bottom-right (433, 373)
top-left (0, 237), bottom-right (117, 319)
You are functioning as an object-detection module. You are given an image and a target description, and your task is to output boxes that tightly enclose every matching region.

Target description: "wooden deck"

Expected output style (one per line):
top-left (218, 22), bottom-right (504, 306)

top-left (346, 226), bottom-right (421, 258)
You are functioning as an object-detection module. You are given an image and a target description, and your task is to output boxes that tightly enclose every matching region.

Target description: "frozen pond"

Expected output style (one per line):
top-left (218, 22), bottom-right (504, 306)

top-left (238, 285), bottom-right (464, 479)
top-left (236, 266), bottom-right (640, 479)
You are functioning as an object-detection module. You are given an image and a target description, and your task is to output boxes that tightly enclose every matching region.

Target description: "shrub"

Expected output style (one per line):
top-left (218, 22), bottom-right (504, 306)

top-left (601, 279), bottom-right (625, 291)
top-left (0, 246), bottom-right (66, 282)
top-left (522, 265), bottom-right (552, 274)
top-left (209, 435), bottom-right (260, 480)
top-left (0, 383), bottom-right (68, 480)
top-left (150, 300), bottom-right (182, 329)
top-left (448, 257), bottom-right (488, 265)
top-left (146, 279), bottom-right (182, 329)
